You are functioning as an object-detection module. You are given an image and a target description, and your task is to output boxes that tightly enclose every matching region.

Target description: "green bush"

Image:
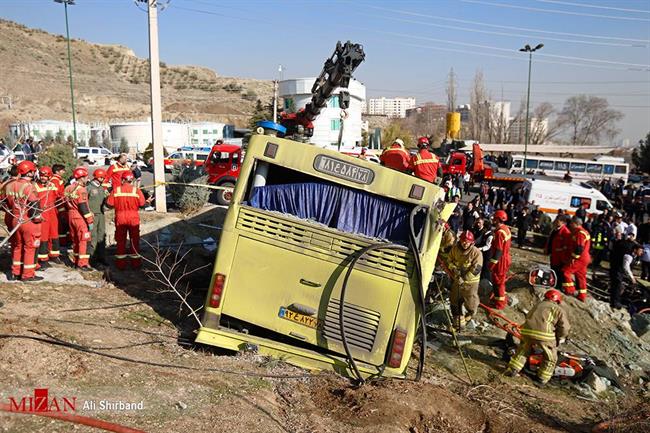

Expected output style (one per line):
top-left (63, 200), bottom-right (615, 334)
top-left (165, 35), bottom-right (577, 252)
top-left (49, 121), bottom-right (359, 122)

top-left (38, 144), bottom-right (78, 177)
top-left (170, 166), bottom-right (210, 215)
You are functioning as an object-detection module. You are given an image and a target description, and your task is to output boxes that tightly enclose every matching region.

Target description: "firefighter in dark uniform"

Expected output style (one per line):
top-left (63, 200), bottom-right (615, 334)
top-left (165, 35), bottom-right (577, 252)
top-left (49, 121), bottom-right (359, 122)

top-left (87, 168), bottom-right (108, 266)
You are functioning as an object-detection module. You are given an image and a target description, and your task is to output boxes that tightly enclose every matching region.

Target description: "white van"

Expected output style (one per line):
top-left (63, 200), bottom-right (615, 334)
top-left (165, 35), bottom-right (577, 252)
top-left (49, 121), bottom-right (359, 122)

top-left (523, 179), bottom-right (612, 220)
top-left (75, 147), bottom-right (116, 165)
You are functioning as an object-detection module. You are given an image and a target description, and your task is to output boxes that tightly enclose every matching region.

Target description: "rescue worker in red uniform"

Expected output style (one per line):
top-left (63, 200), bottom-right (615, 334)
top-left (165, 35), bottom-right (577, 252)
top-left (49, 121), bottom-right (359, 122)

top-left (64, 167), bottom-right (94, 271)
top-left (562, 216), bottom-right (591, 302)
top-left (105, 153), bottom-right (131, 190)
top-left (489, 209), bottom-right (512, 309)
top-left (380, 139), bottom-right (411, 173)
top-left (410, 137), bottom-right (440, 184)
top-left (50, 164), bottom-right (68, 252)
top-left (35, 166), bottom-right (60, 268)
top-left (2, 160), bottom-right (43, 281)
top-left (106, 171), bottom-right (146, 270)
top-left (505, 289), bottom-right (570, 385)
top-left (546, 214), bottom-right (571, 289)
top-left (1, 164), bottom-right (19, 236)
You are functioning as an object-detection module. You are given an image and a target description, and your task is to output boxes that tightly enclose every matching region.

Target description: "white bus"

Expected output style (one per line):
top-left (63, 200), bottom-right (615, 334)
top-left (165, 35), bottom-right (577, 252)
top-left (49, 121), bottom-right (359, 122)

top-left (510, 154), bottom-right (629, 184)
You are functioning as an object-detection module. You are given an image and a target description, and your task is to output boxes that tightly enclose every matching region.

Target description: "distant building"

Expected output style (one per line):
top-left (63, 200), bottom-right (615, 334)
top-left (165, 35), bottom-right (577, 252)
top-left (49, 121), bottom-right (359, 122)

top-left (9, 120), bottom-right (91, 144)
top-left (405, 103), bottom-right (447, 119)
top-left (279, 77), bottom-right (366, 148)
top-left (367, 97), bottom-right (416, 118)
top-left (188, 122), bottom-right (227, 146)
top-left (509, 117), bottom-right (549, 144)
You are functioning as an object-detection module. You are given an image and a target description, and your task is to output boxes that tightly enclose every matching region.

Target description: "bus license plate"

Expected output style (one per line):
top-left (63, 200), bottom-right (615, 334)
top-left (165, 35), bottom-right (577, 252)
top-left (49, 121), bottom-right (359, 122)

top-left (278, 307), bottom-right (319, 329)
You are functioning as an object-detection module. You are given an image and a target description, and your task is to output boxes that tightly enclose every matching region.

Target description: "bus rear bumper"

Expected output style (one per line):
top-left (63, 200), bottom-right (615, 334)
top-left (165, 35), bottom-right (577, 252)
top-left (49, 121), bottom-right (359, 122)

top-left (195, 326), bottom-right (406, 380)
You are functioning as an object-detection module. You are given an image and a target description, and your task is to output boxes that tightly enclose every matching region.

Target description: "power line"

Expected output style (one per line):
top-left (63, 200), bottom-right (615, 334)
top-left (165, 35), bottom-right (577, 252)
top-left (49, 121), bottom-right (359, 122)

top-left (461, 0), bottom-right (650, 22)
top-left (535, 0), bottom-right (650, 14)
top-left (360, 3), bottom-right (650, 43)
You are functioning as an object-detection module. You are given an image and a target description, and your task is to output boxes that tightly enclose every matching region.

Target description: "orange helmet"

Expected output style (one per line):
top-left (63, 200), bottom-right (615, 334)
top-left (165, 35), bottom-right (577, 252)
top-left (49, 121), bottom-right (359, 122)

top-left (93, 168), bottom-right (107, 180)
top-left (122, 171), bottom-right (134, 182)
top-left (459, 230), bottom-right (475, 243)
top-left (38, 166), bottom-right (53, 178)
top-left (73, 167), bottom-right (89, 179)
top-left (493, 210), bottom-right (508, 222)
top-left (544, 289), bottom-right (563, 304)
top-left (17, 160), bottom-right (37, 175)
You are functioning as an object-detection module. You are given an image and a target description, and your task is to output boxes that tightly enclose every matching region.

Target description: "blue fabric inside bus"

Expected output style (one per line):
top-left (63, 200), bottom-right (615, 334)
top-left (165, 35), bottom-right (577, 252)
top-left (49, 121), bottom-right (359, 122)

top-left (248, 182), bottom-right (414, 244)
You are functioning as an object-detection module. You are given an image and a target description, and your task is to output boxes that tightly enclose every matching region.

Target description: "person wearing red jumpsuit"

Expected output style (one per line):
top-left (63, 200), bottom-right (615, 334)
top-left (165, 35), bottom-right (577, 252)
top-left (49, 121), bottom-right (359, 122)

top-left (106, 171), bottom-right (146, 270)
top-left (546, 214), bottom-right (571, 290)
top-left (50, 164), bottom-right (68, 253)
top-left (410, 137), bottom-right (440, 184)
top-left (34, 166), bottom-right (60, 268)
top-left (489, 209), bottom-right (512, 309)
top-left (64, 167), bottom-right (94, 271)
top-left (1, 164), bottom-right (18, 237)
top-left (380, 139), bottom-right (412, 173)
top-left (562, 216), bottom-right (591, 302)
top-left (105, 153), bottom-right (131, 190)
top-left (2, 160), bottom-right (43, 281)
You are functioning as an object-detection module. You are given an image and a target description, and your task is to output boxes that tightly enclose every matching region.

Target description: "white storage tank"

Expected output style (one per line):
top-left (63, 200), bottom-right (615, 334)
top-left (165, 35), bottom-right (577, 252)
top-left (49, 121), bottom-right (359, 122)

top-left (109, 121), bottom-right (189, 153)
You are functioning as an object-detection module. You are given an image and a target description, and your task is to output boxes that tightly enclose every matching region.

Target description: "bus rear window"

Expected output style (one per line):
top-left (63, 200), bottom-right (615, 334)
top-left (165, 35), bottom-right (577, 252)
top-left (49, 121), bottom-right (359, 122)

top-left (245, 162), bottom-right (423, 244)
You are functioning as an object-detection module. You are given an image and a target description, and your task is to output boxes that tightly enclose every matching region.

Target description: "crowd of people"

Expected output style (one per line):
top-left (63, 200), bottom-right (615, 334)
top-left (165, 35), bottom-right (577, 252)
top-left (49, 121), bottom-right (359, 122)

top-left (0, 153), bottom-right (151, 281)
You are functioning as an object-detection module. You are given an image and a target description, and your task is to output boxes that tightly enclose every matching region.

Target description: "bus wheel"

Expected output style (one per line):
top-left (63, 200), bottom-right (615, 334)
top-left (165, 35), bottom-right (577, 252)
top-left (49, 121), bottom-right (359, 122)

top-left (216, 182), bottom-right (235, 205)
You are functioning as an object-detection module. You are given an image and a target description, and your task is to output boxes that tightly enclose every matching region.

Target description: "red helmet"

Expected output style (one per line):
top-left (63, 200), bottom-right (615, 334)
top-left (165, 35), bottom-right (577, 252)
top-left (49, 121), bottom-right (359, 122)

top-left (93, 168), bottom-right (107, 180)
top-left (493, 210), bottom-right (508, 222)
top-left (38, 166), bottom-right (53, 178)
top-left (122, 171), bottom-right (135, 182)
top-left (459, 230), bottom-right (475, 243)
top-left (544, 289), bottom-right (563, 304)
top-left (73, 167), bottom-right (89, 179)
top-left (17, 160), bottom-right (37, 175)
top-left (417, 136), bottom-right (429, 147)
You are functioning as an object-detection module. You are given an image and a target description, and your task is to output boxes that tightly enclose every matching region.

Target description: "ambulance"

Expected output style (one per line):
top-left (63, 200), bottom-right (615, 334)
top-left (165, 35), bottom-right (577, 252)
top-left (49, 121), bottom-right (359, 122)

top-left (522, 179), bottom-right (612, 219)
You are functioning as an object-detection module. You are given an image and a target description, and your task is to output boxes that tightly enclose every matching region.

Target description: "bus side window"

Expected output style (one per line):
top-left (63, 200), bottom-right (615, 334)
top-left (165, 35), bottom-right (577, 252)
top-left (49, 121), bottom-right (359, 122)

top-left (539, 160), bottom-right (554, 170)
top-left (526, 159), bottom-right (538, 169)
top-left (512, 160), bottom-right (522, 169)
top-left (570, 162), bottom-right (586, 173)
top-left (586, 163), bottom-right (602, 174)
top-left (555, 161), bottom-right (569, 171)
top-left (570, 196), bottom-right (591, 208)
top-left (615, 165), bottom-right (627, 174)
top-left (603, 164), bottom-right (614, 175)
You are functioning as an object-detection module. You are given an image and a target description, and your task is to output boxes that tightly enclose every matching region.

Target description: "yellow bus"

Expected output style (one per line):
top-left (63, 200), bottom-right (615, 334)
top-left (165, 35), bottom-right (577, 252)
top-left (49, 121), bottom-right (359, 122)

top-left (195, 132), bottom-right (453, 379)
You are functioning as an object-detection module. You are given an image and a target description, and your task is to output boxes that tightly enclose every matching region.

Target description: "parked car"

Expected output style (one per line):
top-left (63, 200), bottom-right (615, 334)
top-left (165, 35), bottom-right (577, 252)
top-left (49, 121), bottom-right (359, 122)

top-left (148, 149), bottom-right (210, 173)
top-left (75, 146), bottom-right (116, 165)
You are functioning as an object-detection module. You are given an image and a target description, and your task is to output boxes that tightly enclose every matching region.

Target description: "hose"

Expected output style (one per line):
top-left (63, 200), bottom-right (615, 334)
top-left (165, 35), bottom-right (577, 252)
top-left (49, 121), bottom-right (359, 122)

top-left (0, 403), bottom-right (146, 433)
top-left (337, 205), bottom-right (428, 384)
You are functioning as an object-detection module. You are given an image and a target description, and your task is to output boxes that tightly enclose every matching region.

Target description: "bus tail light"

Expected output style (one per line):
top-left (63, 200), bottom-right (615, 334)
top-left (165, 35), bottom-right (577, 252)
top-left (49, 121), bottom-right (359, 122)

top-left (387, 327), bottom-right (407, 368)
top-left (209, 274), bottom-right (226, 308)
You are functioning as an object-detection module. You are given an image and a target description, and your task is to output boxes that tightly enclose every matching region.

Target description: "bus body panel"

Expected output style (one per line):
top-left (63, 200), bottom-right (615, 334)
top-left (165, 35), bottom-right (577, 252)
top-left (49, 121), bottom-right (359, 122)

top-left (196, 134), bottom-right (447, 378)
top-left (511, 154), bottom-right (628, 184)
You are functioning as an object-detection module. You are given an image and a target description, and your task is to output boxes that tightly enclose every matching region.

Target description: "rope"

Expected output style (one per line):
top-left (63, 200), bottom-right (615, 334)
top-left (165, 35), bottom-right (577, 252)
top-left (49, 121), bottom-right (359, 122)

top-left (143, 181), bottom-right (233, 191)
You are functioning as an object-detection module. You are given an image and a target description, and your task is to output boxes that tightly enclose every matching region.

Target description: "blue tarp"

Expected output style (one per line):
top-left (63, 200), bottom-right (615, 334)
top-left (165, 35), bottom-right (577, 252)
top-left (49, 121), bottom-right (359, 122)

top-left (249, 182), bottom-right (414, 243)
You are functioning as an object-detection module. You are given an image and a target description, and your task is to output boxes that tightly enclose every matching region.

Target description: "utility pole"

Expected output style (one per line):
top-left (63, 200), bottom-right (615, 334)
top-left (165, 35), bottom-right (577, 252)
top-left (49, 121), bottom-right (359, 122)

top-left (519, 43), bottom-right (543, 172)
top-left (55, 0), bottom-right (78, 144)
top-left (141, 0), bottom-right (166, 212)
top-left (272, 79), bottom-right (278, 123)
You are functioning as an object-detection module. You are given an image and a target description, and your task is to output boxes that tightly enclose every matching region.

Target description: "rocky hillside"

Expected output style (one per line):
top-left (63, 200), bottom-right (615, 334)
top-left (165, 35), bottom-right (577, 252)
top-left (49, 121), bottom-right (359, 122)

top-left (0, 19), bottom-right (273, 131)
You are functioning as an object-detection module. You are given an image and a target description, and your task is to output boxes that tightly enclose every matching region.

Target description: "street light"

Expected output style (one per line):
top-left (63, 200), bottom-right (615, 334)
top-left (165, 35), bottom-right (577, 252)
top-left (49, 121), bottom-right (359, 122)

top-left (54, 0), bottom-right (77, 145)
top-left (519, 43), bottom-right (543, 173)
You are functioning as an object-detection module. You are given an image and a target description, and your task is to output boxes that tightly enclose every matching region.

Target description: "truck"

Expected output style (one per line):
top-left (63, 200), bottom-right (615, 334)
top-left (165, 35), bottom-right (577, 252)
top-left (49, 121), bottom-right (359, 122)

top-left (203, 142), bottom-right (243, 205)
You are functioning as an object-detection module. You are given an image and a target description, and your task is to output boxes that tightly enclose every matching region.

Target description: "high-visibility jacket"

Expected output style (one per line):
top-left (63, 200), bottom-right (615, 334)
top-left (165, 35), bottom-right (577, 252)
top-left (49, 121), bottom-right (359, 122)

top-left (106, 184), bottom-right (145, 226)
top-left (448, 243), bottom-right (483, 284)
top-left (106, 162), bottom-right (131, 189)
top-left (520, 300), bottom-right (570, 346)
top-left (34, 181), bottom-right (58, 222)
top-left (591, 224), bottom-right (610, 251)
top-left (569, 226), bottom-right (591, 264)
top-left (489, 223), bottom-right (511, 274)
top-left (380, 144), bottom-right (411, 172)
top-left (2, 178), bottom-right (40, 222)
top-left (64, 184), bottom-right (93, 224)
top-left (410, 149), bottom-right (439, 183)
top-left (547, 224), bottom-right (571, 266)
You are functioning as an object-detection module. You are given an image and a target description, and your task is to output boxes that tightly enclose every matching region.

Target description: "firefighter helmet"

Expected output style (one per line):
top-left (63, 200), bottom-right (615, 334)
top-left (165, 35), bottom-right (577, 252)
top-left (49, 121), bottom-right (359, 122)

top-left (122, 171), bottom-right (135, 182)
top-left (417, 136), bottom-right (429, 147)
top-left (393, 138), bottom-right (405, 147)
top-left (459, 230), bottom-right (475, 243)
top-left (93, 168), bottom-right (107, 180)
top-left (493, 210), bottom-right (508, 222)
top-left (38, 166), bottom-right (53, 178)
top-left (73, 167), bottom-right (89, 179)
top-left (17, 160), bottom-right (37, 175)
top-left (544, 289), bottom-right (563, 304)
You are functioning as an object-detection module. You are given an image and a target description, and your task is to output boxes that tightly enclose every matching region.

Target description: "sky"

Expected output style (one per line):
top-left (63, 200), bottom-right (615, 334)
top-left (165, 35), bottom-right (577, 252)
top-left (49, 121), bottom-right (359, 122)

top-left (2, 0), bottom-right (649, 144)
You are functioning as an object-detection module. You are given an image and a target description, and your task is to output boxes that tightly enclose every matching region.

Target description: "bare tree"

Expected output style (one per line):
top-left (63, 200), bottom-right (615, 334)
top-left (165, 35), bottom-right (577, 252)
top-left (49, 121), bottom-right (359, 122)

top-left (446, 67), bottom-right (457, 112)
top-left (557, 95), bottom-right (623, 146)
top-left (469, 69), bottom-right (492, 142)
top-left (529, 102), bottom-right (562, 144)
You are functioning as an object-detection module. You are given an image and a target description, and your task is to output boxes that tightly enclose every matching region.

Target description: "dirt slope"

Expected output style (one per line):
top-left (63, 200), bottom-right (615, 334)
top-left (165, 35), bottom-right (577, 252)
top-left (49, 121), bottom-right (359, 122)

top-left (0, 19), bottom-right (273, 131)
